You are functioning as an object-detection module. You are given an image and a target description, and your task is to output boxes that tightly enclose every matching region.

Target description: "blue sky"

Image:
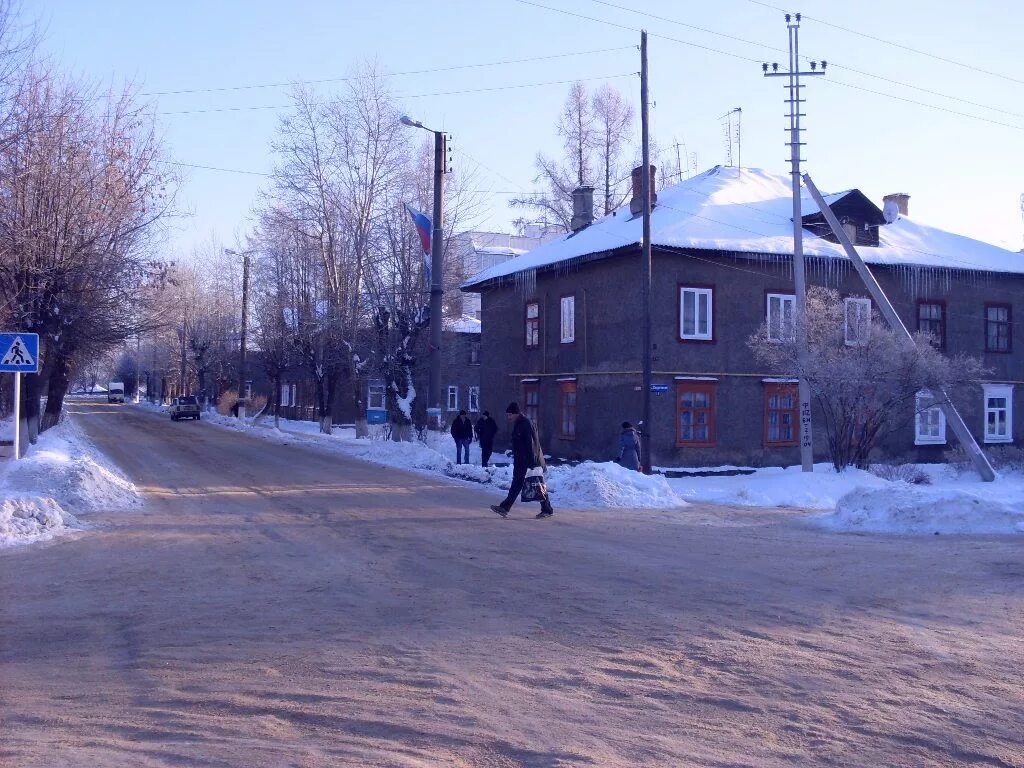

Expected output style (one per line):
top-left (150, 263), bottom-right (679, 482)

top-left (37, 0), bottom-right (1024, 257)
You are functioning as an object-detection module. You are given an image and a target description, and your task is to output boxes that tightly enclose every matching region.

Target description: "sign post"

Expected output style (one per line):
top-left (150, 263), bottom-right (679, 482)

top-left (0, 333), bottom-right (40, 461)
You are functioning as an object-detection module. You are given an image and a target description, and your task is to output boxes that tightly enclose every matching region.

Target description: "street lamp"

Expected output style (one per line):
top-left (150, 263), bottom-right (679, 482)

top-left (400, 114), bottom-right (446, 424)
top-left (225, 248), bottom-right (251, 420)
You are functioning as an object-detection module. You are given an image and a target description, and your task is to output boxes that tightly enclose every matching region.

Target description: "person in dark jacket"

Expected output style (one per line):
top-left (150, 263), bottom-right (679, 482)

top-left (491, 402), bottom-right (554, 519)
top-left (450, 410), bottom-right (473, 464)
top-left (475, 410), bottom-right (499, 467)
top-left (617, 421), bottom-right (642, 472)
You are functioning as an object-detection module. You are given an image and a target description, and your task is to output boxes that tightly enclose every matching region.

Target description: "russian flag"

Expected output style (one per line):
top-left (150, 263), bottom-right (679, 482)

top-left (405, 204), bottom-right (432, 256)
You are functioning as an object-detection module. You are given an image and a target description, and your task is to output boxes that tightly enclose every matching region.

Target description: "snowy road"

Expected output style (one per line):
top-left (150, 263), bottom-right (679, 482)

top-left (2, 399), bottom-right (1023, 767)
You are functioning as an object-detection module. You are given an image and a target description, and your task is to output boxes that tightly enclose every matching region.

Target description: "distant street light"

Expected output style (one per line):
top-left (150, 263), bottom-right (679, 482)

top-left (225, 248), bottom-right (252, 420)
top-left (400, 115), bottom-right (446, 422)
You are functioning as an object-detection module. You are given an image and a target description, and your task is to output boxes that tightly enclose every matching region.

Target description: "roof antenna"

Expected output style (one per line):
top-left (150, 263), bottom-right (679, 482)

top-left (718, 107), bottom-right (743, 171)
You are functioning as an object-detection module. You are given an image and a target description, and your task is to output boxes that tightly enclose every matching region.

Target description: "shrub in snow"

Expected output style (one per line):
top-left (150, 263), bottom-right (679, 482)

top-left (217, 389), bottom-right (239, 416)
top-left (749, 287), bottom-right (987, 472)
top-left (869, 463), bottom-right (931, 485)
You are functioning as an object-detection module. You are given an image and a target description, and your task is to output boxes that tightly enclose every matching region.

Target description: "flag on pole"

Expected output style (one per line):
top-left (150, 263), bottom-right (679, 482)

top-left (405, 204), bottom-right (433, 290)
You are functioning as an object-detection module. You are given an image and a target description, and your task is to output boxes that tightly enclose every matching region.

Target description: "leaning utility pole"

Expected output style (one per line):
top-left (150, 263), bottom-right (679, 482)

top-left (763, 13), bottom-right (826, 473)
top-left (640, 30), bottom-right (653, 475)
top-left (803, 174), bottom-right (996, 482)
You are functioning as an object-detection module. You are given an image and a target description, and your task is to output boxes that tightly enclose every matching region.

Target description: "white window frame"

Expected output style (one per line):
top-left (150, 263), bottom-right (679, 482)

top-left (680, 286), bottom-right (713, 341)
top-left (290, 384), bottom-right (297, 408)
top-left (914, 390), bottom-right (946, 445)
top-left (983, 384), bottom-right (1013, 444)
top-left (447, 385), bottom-right (459, 412)
top-left (468, 385), bottom-right (480, 413)
top-left (560, 295), bottom-right (575, 344)
top-left (367, 380), bottom-right (386, 411)
top-left (844, 297), bottom-right (872, 346)
top-left (766, 293), bottom-right (795, 342)
top-left (280, 384), bottom-right (291, 407)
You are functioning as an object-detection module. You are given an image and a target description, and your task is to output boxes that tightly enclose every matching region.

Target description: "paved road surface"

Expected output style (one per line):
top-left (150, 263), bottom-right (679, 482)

top-left (2, 399), bottom-right (1023, 767)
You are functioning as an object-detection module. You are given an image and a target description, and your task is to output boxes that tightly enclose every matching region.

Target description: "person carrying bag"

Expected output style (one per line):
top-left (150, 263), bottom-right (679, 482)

top-left (490, 402), bottom-right (555, 519)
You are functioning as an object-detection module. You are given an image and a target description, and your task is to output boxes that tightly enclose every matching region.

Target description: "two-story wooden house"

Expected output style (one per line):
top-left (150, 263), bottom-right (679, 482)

top-left (462, 165), bottom-right (1023, 466)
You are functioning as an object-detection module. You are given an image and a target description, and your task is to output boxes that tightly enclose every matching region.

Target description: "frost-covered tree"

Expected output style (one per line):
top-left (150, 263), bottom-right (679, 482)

top-left (748, 286), bottom-right (987, 471)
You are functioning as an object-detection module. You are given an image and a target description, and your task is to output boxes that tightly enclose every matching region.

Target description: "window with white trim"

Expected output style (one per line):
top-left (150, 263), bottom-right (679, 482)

top-left (368, 380), bottom-right (386, 410)
top-left (560, 295), bottom-right (575, 343)
top-left (281, 384), bottom-right (291, 407)
top-left (983, 384), bottom-right (1013, 443)
top-left (525, 301), bottom-right (540, 348)
top-left (844, 297), bottom-right (872, 346)
top-left (680, 286), bottom-right (713, 341)
top-left (914, 390), bottom-right (946, 445)
top-left (766, 293), bottom-right (795, 342)
top-left (447, 385), bottom-right (458, 412)
top-left (468, 386), bottom-right (480, 412)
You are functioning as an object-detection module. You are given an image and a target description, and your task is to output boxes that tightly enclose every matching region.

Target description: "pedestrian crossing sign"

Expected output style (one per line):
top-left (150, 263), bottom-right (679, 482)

top-left (0, 333), bottom-right (39, 373)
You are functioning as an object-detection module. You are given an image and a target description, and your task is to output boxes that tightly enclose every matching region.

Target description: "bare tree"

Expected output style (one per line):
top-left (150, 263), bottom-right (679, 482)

top-left (591, 83), bottom-right (634, 215)
top-left (512, 80), bottom-right (634, 230)
top-left (749, 286), bottom-right (987, 471)
top-left (0, 66), bottom-right (174, 430)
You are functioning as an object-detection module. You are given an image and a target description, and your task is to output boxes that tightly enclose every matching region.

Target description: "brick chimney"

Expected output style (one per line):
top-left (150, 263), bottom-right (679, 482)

top-left (883, 192), bottom-right (910, 216)
top-left (629, 165), bottom-right (658, 216)
top-left (570, 185), bottom-right (595, 232)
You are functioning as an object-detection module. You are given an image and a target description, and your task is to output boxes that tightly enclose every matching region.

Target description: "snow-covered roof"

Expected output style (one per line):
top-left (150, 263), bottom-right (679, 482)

top-left (474, 245), bottom-right (527, 257)
top-left (444, 315), bottom-right (481, 334)
top-left (462, 166), bottom-right (1022, 289)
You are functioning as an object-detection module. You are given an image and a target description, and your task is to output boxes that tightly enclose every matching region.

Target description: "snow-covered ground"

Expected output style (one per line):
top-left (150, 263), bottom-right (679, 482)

top-left (0, 415), bottom-right (141, 547)
top-left (143, 403), bottom-right (1024, 536)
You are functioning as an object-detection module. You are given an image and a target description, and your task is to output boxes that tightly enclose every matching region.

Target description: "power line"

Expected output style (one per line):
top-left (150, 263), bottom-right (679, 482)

top-left (740, 0), bottom-right (1024, 88)
top-left (140, 46), bottom-right (635, 98)
top-left (512, 0), bottom-right (764, 64)
top-left (586, 0), bottom-right (1024, 121)
top-left (158, 72), bottom-right (637, 116)
top-left (516, 0), bottom-right (1022, 131)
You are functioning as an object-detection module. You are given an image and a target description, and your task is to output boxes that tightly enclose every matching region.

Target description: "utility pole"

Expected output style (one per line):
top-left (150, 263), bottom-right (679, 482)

top-left (429, 129), bottom-right (445, 423)
top-left (763, 13), bottom-right (826, 473)
top-left (237, 252), bottom-right (250, 419)
top-left (399, 115), bottom-right (447, 425)
top-left (179, 311), bottom-right (186, 397)
top-left (640, 30), bottom-right (653, 475)
top-left (134, 334), bottom-right (141, 403)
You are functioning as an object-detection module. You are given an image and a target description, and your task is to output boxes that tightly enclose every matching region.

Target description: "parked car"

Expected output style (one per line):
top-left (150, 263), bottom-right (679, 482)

top-left (170, 396), bottom-right (201, 421)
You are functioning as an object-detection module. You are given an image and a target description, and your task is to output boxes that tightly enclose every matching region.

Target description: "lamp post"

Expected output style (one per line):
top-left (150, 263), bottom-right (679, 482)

top-left (400, 115), bottom-right (446, 423)
top-left (225, 248), bottom-right (251, 420)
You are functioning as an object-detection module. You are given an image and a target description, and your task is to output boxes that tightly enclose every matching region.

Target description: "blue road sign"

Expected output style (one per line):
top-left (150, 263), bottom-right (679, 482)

top-left (650, 384), bottom-right (669, 393)
top-left (0, 333), bottom-right (39, 373)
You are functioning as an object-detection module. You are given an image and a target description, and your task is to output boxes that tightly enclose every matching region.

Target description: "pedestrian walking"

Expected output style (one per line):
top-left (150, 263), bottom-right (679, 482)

top-left (491, 402), bottom-right (554, 519)
top-left (617, 421), bottom-right (642, 472)
top-left (475, 410), bottom-right (498, 467)
top-left (450, 410), bottom-right (474, 464)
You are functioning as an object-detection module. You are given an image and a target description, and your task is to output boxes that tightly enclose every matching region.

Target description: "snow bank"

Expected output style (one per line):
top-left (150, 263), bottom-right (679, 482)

top-left (550, 462), bottom-right (687, 509)
top-left (0, 417), bottom-right (141, 547)
top-left (813, 486), bottom-right (1024, 535)
top-left (667, 463), bottom-right (889, 510)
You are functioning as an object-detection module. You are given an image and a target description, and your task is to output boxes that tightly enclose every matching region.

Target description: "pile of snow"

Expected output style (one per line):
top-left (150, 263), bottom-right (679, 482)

top-left (813, 486), bottom-right (1024, 535)
top-left (0, 417), bottom-right (141, 547)
top-left (668, 463), bottom-right (888, 509)
top-left (551, 462), bottom-right (687, 509)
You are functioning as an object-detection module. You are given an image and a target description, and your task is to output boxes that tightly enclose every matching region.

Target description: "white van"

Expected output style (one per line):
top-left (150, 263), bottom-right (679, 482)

top-left (108, 381), bottom-right (125, 403)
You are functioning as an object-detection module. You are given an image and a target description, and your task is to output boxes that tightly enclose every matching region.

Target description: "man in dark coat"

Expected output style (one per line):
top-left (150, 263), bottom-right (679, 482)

top-left (491, 402), bottom-right (554, 519)
top-left (475, 410), bottom-right (499, 467)
top-left (450, 410), bottom-right (473, 464)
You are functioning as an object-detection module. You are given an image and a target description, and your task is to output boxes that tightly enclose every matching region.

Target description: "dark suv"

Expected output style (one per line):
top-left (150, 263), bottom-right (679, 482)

top-left (170, 396), bottom-right (201, 421)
